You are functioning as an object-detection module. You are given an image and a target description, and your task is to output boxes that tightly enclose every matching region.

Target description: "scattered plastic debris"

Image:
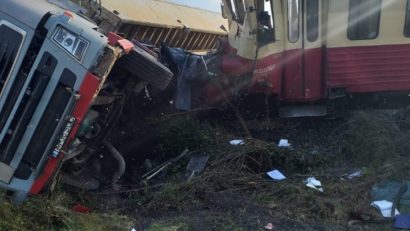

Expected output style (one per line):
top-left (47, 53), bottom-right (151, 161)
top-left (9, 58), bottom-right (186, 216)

top-left (310, 148), bottom-right (319, 155)
top-left (394, 215), bottom-right (410, 229)
top-left (72, 203), bottom-right (92, 213)
top-left (278, 139), bottom-right (291, 148)
top-left (371, 181), bottom-right (410, 214)
top-left (264, 223), bottom-right (274, 230)
top-left (186, 153), bottom-right (209, 182)
top-left (370, 200), bottom-right (400, 218)
top-left (347, 170), bottom-right (362, 180)
top-left (342, 170), bottom-right (363, 181)
top-left (142, 149), bottom-right (189, 181)
top-left (305, 177), bottom-right (323, 192)
top-left (266, 170), bottom-right (286, 181)
top-left (230, 139), bottom-right (244, 145)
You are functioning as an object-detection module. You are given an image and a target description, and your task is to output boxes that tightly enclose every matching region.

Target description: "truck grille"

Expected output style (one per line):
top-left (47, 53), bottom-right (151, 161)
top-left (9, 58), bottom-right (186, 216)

top-left (0, 53), bottom-right (57, 164)
top-left (23, 82), bottom-right (73, 169)
top-left (0, 22), bottom-right (45, 134)
top-left (0, 24), bottom-right (23, 95)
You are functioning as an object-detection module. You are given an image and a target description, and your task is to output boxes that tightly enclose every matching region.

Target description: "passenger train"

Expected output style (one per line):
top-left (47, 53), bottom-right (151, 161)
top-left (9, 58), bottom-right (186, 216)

top-left (205, 0), bottom-right (410, 117)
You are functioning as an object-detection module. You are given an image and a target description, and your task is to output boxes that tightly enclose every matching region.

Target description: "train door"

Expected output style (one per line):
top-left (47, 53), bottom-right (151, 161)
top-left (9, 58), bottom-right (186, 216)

top-left (282, 0), bottom-right (323, 102)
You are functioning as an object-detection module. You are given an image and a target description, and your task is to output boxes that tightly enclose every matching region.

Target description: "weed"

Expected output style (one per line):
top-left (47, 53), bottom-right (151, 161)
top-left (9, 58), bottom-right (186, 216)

top-left (341, 111), bottom-right (399, 166)
top-left (158, 117), bottom-right (218, 157)
top-left (140, 183), bottom-right (202, 213)
top-left (0, 190), bottom-right (132, 231)
top-left (146, 218), bottom-right (191, 231)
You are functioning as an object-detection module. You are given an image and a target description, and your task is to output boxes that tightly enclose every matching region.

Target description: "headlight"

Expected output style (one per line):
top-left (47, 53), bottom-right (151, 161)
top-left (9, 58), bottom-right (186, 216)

top-left (53, 27), bottom-right (89, 61)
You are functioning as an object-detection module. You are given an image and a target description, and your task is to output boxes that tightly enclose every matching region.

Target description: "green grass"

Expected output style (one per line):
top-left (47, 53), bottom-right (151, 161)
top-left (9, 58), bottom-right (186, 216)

top-left (4, 111), bottom-right (408, 230)
top-left (146, 218), bottom-right (191, 231)
top-left (341, 111), bottom-right (399, 166)
top-left (0, 190), bottom-right (132, 231)
top-left (135, 111), bottom-right (410, 228)
top-left (158, 117), bottom-right (217, 157)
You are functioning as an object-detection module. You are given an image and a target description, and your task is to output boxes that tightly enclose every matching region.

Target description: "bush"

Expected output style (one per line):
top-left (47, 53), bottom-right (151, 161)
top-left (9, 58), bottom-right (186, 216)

top-left (342, 111), bottom-right (399, 165)
top-left (158, 117), bottom-right (216, 157)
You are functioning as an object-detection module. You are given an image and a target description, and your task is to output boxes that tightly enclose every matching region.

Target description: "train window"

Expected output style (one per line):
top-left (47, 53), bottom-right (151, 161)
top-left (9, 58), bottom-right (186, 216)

top-left (348, 0), bottom-right (381, 40)
top-left (228, 0), bottom-right (246, 24)
top-left (235, 0), bottom-right (246, 24)
top-left (288, 0), bottom-right (300, 43)
top-left (405, 0), bottom-right (410, 37)
top-left (258, 0), bottom-right (276, 46)
top-left (264, 0), bottom-right (275, 30)
top-left (306, 0), bottom-right (319, 42)
top-left (228, 0), bottom-right (238, 21)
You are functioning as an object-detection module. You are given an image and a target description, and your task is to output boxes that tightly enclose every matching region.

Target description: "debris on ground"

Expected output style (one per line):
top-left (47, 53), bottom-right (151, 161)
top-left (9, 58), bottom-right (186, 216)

top-left (266, 170), bottom-right (286, 181)
top-left (341, 169), bottom-right (363, 181)
top-left (305, 177), bottom-right (323, 192)
top-left (186, 153), bottom-right (209, 181)
top-left (230, 139), bottom-right (245, 145)
top-left (394, 214), bottom-right (410, 229)
top-left (371, 181), bottom-right (410, 214)
top-left (11, 110), bottom-right (410, 230)
top-left (278, 139), bottom-right (291, 148)
top-left (142, 149), bottom-right (190, 181)
top-left (72, 203), bottom-right (93, 213)
top-left (264, 222), bottom-right (274, 230)
top-left (371, 200), bottom-right (400, 218)
top-left (346, 170), bottom-right (362, 180)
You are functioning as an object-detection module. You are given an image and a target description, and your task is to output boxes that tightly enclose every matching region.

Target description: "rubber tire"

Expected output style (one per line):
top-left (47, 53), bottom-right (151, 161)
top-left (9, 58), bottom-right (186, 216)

top-left (119, 46), bottom-right (173, 90)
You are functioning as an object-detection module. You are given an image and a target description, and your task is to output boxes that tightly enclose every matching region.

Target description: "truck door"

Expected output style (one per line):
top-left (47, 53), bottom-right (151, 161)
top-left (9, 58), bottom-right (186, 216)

top-left (282, 0), bottom-right (323, 101)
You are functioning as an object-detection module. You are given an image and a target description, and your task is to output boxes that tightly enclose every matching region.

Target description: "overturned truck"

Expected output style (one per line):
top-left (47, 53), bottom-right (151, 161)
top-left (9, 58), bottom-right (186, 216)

top-left (0, 0), bottom-right (226, 202)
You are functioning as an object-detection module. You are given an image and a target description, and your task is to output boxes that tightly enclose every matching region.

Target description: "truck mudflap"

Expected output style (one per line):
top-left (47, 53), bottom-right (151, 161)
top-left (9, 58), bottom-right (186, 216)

top-left (30, 72), bottom-right (101, 194)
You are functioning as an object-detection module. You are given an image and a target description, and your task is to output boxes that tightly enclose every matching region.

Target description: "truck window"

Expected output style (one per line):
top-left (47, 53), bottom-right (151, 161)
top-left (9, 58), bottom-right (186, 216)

top-left (306, 0), bottom-right (319, 42)
top-left (405, 0), bottom-right (410, 37)
top-left (288, 0), bottom-right (300, 43)
top-left (348, 0), bottom-right (381, 40)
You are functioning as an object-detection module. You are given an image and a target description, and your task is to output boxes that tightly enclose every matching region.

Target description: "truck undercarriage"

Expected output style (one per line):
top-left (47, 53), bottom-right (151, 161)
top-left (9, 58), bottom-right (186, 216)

top-left (60, 45), bottom-right (174, 191)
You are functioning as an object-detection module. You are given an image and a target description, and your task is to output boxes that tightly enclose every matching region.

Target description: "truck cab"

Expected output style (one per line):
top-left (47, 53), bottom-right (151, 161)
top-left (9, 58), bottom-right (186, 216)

top-left (0, 0), bottom-right (173, 202)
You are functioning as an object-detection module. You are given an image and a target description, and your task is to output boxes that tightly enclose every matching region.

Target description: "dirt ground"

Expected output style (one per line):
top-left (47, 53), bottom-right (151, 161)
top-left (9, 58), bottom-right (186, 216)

top-left (77, 109), bottom-right (410, 231)
top-left (2, 109), bottom-right (409, 231)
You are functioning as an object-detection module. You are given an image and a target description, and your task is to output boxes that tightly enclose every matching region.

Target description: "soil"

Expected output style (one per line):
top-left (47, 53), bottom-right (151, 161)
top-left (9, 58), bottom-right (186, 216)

top-left (83, 108), bottom-right (409, 231)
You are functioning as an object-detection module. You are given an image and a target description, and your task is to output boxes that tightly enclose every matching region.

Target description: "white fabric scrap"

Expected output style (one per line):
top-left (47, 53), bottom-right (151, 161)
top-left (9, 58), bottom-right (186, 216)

top-left (305, 177), bottom-right (323, 192)
top-left (266, 170), bottom-right (286, 181)
top-left (371, 200), bottom-right (400, 218)
top-left (230, 139), bottom-right (244, 145)
top-left (278, 139), bottom-right (291, 147)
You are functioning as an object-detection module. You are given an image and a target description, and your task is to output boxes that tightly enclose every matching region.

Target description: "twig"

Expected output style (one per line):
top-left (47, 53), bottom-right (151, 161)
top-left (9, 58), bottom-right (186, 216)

top-left (141, 149), bottom-right (189, 179)
top-left (94, 183), bottom-right (167, 195)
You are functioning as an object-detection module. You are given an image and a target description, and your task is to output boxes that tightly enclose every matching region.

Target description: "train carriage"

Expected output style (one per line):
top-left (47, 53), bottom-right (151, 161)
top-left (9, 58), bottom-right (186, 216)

top-left (212, 0), bottom-right (410, 117)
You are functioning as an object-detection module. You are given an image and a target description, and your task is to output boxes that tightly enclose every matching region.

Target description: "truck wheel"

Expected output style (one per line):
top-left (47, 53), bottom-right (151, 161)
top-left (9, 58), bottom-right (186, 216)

top-left (119, 46), bottom-right (173, 90)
